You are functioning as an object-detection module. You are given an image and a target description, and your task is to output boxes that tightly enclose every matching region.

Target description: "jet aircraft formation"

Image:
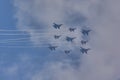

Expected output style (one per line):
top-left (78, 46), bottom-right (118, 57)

top-left (48, 23), bottom-right (91, 54)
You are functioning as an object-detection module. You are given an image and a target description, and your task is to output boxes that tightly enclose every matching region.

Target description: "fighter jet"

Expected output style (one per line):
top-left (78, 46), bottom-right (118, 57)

top-left (66, 36), bottom-right (76, 42)
top-left (69, 28), bottom-right (76, 32)
top-left (53, 23), bottom-right (63, 29)
top-left (64, 50), bottom-right (71, 54)
top-left (80, 47), bottom-right (90, 54)
top-left (48, 45), bottom-right (58, 51)
top-left (81, 40), bottom-right (88, 45)
top-left (54, 35), bottom-right (61, 39)
top-left (81, 29), bottom-right (91, 36)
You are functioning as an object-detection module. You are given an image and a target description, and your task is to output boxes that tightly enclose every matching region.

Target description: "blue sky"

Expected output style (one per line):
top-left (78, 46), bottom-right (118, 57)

top-left (0, 0), bottom-right (51, 80)
top-left (1, 0), bottom-right (120, 80)
top-left (0, 1), bottom-right (80, 80)
top-left (0, 0), bottom-right (15, 29)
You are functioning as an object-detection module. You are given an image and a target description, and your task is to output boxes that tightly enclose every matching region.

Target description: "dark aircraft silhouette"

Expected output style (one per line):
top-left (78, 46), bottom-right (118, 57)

top-left (69, 28), bottom-right (76, 32)
top-left (81, 29), bottom-right (91, 36)
top-left (64, 50), bottom-right (71, 54)
top-left (53, 23), bottom-right (63, 29)
top-left (80, 47), bottom-right (90, 54)
top-left (54, 35), bottom-right (61, 39)
top-left (81, 40), bottom-right (88, 45)
top-left (66, 36), bottom-right (76, 42)
top-left (48, 45), bottom-right (58, 51)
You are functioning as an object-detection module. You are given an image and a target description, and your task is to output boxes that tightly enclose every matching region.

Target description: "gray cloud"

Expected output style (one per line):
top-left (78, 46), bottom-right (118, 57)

top-left (14, 0), bottom-right (120, 80)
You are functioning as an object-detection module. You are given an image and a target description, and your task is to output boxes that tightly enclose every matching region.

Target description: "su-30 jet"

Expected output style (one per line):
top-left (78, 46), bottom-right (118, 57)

top-left (54, 35), bottom-right (61, 39)
top-left (81, 40), bottom-right (88, 45)
top-left (53, 23), bottom-right (63, 29)
top-left (80, 47), bottom-right (90, 54)
top-left (48, 45), bottom-right (58, 51)
top-left (66, 36), bottom-right (76, 42)
top-left (69, 28), bottom-right (76, 32)
top-left (81, 29), bottom-right (91, 36)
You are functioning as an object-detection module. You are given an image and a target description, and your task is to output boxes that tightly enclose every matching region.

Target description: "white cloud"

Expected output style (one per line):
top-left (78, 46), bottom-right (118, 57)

top-left (14, 0), bottom-right (120, 80)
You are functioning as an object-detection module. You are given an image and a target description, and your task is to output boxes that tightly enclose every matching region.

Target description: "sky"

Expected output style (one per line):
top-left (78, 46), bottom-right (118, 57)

top-left (0, 0), bottom-right (120, 80)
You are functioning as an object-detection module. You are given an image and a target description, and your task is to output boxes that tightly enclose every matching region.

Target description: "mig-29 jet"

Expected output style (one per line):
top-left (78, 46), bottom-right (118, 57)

top-left (80, 47), bottom-right (90, 54)
top-left (53, 23), bottom-right (63, 29)
top-left (81, 40), bottom-right (88, 45)
top-left (64, 50), bottom-right (71, 54)
top-left (66, 36), bottom-right (76, 42)
top-left (54, 35), bottom-right (61, 39)
top-left (69, 28), bottom-right (76, 32)
top-left (81, 29), bottom-right (91, 36)
top-left (48, 45), bottom-right (58, 51)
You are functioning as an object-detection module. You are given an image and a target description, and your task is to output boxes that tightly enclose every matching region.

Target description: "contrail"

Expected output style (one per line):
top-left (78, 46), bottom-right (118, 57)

top-left (0, 34), bottom-right (29, 35)
top-left (0, 46), bottom-right (47, 48)
top-left (0, 29), bottom-right (47, 31)
top-left (0, 33), bottom-right (67, 35)
top-left (0, 40), bottom-right (30, 43)
top-left (0, 37), bottom-right (30, 41)
top-left (0, 40), bottom-right (66, 43)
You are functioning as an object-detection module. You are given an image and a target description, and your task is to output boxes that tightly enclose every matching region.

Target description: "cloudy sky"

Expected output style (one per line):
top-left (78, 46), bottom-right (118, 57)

top-left (0, 0), bottom-right (120, 80)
